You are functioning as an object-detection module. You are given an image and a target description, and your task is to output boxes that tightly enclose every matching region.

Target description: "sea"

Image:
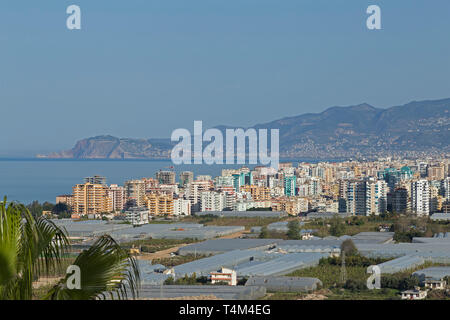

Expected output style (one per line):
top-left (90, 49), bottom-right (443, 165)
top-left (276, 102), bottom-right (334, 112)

top-left (0, 158), bottom-right (329, 204)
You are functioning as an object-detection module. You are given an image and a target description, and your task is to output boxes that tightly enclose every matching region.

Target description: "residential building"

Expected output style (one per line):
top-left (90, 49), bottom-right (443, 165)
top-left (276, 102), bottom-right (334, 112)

top-left (156, 170), bottom-right (176, 184)
top-left (146, 193), bottom-right (174, 216)
top-left (126, 207), bottom-right (149, 225)
top-left (72, 183), bottom-right (109, 215)
top-left (411, 180), bottom-right (430, 216)
top-left (125, 180), bottom-right (146, 207)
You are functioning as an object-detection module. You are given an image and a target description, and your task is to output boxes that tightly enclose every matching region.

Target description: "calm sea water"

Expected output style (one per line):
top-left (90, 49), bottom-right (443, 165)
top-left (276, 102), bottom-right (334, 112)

top-left (0, 159), bottom-right (258, 204)
top-left (0, 158), bottom-right (333, 204)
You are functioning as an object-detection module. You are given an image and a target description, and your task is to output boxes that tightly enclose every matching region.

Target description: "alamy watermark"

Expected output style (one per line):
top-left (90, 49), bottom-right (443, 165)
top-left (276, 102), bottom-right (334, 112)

top-left (367, 265), bottom-right (381, 289)
top-left (171, 121), bottom-right (280, 169)
top-left (66, 265), bottom-right (81, 289)
top-left (65, 4), bottom-right (381, 31)
top-left (66, 5), bottom-right (81, 30)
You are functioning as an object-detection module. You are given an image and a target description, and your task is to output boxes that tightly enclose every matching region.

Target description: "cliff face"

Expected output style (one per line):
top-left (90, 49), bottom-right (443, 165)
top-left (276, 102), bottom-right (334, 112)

top-left (40, 98), bottom-right (450, 159)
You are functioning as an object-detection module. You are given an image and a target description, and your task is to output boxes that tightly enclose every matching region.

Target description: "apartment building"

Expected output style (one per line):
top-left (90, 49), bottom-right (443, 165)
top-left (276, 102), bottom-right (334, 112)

top-left (84, 175), bottom-right (107, 185)
top-left (173, 198), bottom-right (191, 216)
top-left (125, 180), bottom-right (146, 207)
top-left (126, 207), bottom-right (149, 225)
top-left (365, 180), bottom-right (388, 216)
top-left (388, 187), bottom-right (409, 213)
top-left (108, 184), bottom-right (126, 212)
top-left (179, 171), bottom-right (194, 187)
top-left (55, 194), bottom-right (74, 208)
top-left (284, 176), bottom-right (297, 196)
top-left (156, 170), bottom-right (176, 184)
top-left (240, 185), bottom-right (271, 201)
top-left (72, 183), bottom-right (109, 215)
top-left (201, 191), bottom-right (226, 212)
top-left (187, 180), bottom-right (213, 208)
top-left (411, 180), bottom-right (430, 216)
top-left (146, 193), bottom-right (174, 216)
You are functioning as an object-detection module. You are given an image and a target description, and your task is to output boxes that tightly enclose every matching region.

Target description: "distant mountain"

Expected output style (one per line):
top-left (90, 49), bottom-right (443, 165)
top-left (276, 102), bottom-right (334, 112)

top-left (39, 98), bottom-right (450, 159)
top-left (254, 98), bottom-right (450, 159)
top-left (38, 135), bottom-right (175, 159)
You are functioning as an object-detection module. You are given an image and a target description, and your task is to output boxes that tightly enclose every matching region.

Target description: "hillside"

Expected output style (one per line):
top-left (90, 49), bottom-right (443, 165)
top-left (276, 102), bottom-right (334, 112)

top-left (39, 98), bottom-right (450, 159)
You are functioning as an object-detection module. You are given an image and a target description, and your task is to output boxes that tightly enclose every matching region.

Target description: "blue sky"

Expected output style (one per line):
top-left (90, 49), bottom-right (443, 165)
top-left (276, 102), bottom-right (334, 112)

top-left (0, 0), bottom-right (449, 155)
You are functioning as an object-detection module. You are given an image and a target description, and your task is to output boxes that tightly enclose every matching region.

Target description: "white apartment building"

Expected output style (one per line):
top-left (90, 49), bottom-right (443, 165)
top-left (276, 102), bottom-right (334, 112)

top-left (108, 184), bottom-right (126, 212)
top-left (411, 180), bottom-right (430, 216)
top-left (442, 177), bottom-right (450, 201)
top-left (210, 267), bottom-right (237, 286)
top-left (234, 199), bottom-right (272, 211)
top-left (173, 198), bottom-right (191, 216)
top-left (125, 207), bottom-right (149, 225)
top-left (214, 176), bottom-right (234, 188)
top-left (365, 180), bottom-right (388, 216)
top-left (187, 180), bottom-right (213, 210)
top-left (200, 191), bottom-right (226, 212)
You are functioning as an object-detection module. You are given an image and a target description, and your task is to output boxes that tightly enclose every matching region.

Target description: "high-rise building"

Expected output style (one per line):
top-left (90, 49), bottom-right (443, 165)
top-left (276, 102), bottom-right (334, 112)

top-left (214, 176), bottom-right (234, 188)
top-left (179, 171), bottom-right (194, 187)
top-left (108, 184), bottom-right (126, 212)
top-left (428, 164), bottom-right (445, 180)
top-left (72, 183), bottom-right (109, 215)
top-left (173, 198), bottom-right (191, 216)
top-left (187, 180), bottom-right (213, 209)
top-left (418, 162), bottom-right (428, 178)
top-left (388, 188), bottom-right (409, 213)
top-left (146, 193), bottom-right (174, 216)
top-left (56, 194), bottom-right (74, 209)
top-left (343, 180), bottom-right (366, 216)
top-left (240, 185), bottom-right (271, 201)
top-left (411, 180), bottom-right (430, 216)
top-left (365, 180), bottom-right (388, 215)
top-left (141, 178), bottom-right (159, 192)
top-left (156, 171), bottom-right (176, 184)
top-left (84, 175), bottom-right (107, 185)
top-left (284, 176), bottom-right (297, 196)
top-left (309, 178), bottom-right (321, 196)
top-left (124, 180), bottom-right (146, 207)
top-left (200, 191), bottom-right (226, 211)
top-left (232, 172), bottom-right (253, 191)
top-left (442, 177), bottom-right (450, 201)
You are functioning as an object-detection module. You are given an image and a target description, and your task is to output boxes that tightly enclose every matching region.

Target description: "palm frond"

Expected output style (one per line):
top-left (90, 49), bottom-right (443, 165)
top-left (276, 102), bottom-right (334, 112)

top-left (0, 198), bottom-right (70, 300)
top-left (46, 235), bottom-right (140, 300)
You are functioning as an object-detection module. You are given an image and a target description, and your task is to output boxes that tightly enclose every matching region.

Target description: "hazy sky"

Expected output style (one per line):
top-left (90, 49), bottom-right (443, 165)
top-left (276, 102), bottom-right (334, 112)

top-left (1, 0), bottom-right (449, 155)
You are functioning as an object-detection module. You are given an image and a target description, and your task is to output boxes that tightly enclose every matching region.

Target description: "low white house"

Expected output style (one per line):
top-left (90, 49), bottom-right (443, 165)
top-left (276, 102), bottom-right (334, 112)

top-left (401, 289), bottom-right (427, 300)
top-left (424, 279), bottom-right (446, 290)
top-left (210, 267), bottom-right (237, 286)
top-left (125, 207), bottom-right (149, 225)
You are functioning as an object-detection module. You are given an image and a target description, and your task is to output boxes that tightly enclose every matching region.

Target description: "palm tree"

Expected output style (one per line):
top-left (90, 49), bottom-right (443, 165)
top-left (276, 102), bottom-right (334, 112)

top-left (0, 198), bottom-right (140, 300)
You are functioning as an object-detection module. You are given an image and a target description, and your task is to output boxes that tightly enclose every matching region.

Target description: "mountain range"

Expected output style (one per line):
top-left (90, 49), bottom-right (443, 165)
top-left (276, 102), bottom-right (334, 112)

top-left (38, 98), bottom-right (450, 160)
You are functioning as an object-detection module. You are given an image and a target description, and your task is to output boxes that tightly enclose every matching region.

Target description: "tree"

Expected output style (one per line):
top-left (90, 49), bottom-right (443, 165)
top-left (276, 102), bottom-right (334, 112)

top-left (399, 276), bottom-right (420, 291)
top-left (344, 279), bottom-right (367, 292)
top-left (42, 202), bottom-right (54, 212)
top-left (0, 197), bottom-right (140, 300)
top-left (287, 220), bottom-right (301, 240)
top-left (164, 276), bottom-right (175, 285)
top-left (52, 202), bottom-right (71, 218)
top-left (259, 226), bottom-right (269, 239)
top-left (52, 202), bottom-right (68, 214)
top-left (27, 200), bottom-right (43, 218)
top-left (329, 215), bottom-right (346, 237)
top-left (340, 239), bottom-right (358, 256)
